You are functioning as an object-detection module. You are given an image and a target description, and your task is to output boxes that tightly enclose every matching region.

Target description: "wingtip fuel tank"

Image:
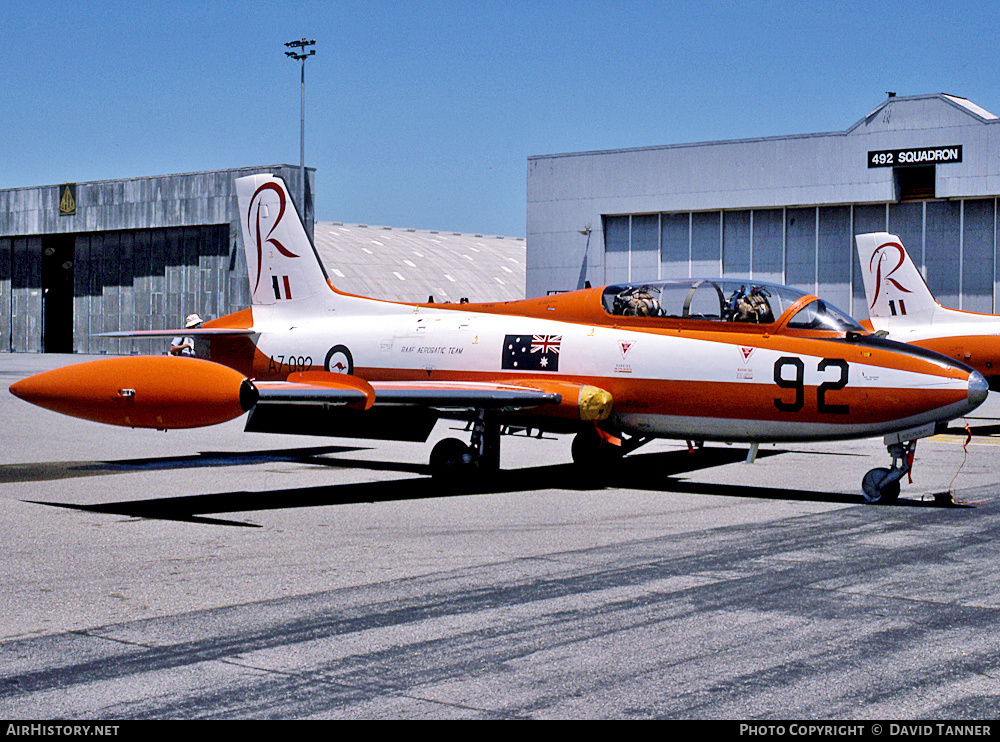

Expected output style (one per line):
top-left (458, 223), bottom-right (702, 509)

top-left (9, 356), bottom-right (256, 430)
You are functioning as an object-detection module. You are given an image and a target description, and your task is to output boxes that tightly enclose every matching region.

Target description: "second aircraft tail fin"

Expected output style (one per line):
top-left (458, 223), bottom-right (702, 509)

top-left (855, 232), bottom-right (938, 322)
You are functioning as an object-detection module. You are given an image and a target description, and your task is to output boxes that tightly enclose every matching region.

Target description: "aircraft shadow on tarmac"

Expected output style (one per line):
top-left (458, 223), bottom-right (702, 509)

top-left (0, 445), bottom-right (368, 484)
top-left (943, 421), bottom-right (1000, 437)
top-left (19, 444), bottom-right (968, 527)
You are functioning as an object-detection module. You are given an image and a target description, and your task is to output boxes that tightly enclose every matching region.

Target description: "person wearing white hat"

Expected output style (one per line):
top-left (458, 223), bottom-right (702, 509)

top-left (169, 314), bottom-right (203, 356)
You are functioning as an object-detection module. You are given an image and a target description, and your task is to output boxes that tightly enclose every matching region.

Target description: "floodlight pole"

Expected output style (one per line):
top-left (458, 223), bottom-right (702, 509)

top-left (285, 38), bottom-right (316, 215)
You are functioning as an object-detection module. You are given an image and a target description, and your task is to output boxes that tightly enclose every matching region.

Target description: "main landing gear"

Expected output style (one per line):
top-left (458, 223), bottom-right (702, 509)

top-left (429, 409), bottom-right (501, 484)
top-left (861, 439), bottom-right (917, 504)
top-left (429, 414), bottom-right (647, 485)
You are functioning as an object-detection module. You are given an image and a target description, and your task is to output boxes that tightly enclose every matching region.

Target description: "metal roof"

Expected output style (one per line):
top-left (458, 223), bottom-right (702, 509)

top-left (312, 222), bottom-right (526, 304)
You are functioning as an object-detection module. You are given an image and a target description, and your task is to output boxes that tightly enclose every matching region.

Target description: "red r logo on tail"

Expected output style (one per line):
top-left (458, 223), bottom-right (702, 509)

top-left (870, 241), bottom-right (913, 310)
top-left (248, 182), bottom-right (300, 294)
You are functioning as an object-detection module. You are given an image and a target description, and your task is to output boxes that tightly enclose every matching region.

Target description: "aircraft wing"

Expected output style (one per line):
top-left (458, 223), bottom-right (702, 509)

top-left (253, 376), bottom-right (562, 410)
top-left (370, 381), bottom-right (562, 408)
top-left (247, 375), bottom-right (565, 442)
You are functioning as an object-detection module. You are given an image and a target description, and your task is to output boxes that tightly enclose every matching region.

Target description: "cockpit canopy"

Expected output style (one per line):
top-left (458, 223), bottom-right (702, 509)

top-left (601, 279), bottom-right (864, 333)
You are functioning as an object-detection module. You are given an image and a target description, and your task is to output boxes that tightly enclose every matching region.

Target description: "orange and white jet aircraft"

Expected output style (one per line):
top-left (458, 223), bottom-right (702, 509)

top-left (8, 176), bottom-right (990, 503)
top-left (857, 232), bottom-right (1000, 391)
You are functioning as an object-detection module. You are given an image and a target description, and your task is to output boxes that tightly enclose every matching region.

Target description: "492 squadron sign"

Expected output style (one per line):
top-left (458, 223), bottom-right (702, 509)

top-left (868, 145), bottom-right (962, 168)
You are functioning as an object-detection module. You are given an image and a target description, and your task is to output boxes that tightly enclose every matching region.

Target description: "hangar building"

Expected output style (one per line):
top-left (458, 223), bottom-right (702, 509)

top-left (526, 93), bottom-right (1000, 320)
top-left (0, 166), bottom-right (524, 355)
top-left (0, 165), bottom-right (311, 355)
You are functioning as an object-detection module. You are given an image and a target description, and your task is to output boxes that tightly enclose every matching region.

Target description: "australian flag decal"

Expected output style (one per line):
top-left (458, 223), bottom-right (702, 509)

top-left (502, 334), bottom-right (561, 372)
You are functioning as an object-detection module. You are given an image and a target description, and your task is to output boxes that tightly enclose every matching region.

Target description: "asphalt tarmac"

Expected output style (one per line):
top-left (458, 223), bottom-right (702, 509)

top-left (2, 353), bottom-right (1000, 720)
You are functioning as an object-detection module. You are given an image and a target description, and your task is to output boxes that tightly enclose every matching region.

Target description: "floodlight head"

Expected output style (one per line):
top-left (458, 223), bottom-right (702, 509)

top-left (284, 38), bottom-right (317, 60)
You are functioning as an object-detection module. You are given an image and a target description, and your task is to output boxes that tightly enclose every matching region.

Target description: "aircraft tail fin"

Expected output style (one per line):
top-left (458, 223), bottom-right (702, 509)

top-left (236, 174), bottom-right (337, 313)
top-left (855, 232), bottom-right (938, 321)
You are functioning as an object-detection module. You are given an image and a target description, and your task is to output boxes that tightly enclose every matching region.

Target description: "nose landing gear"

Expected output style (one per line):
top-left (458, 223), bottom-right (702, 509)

top-left (861, 439), bottom-right (916, 504)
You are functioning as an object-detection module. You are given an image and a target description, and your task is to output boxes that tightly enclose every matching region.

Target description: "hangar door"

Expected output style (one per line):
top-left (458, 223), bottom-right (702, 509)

top-left (42, 234), bottom-right (75, 353)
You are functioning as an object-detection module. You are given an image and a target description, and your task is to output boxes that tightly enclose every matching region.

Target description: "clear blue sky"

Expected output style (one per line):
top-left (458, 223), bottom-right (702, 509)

top-left (3, 0), bottom-right (998, 237)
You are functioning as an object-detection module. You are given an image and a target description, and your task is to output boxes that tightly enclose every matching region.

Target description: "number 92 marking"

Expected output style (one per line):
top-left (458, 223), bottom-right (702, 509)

top-left (773, 357), bottom-right (849, 414)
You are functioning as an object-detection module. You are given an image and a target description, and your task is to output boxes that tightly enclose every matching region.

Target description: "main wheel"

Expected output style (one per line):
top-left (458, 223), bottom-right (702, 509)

top-left (430, 438), bottom-right (477, 484)
top-left (861, 467), bottom-right (900, 504)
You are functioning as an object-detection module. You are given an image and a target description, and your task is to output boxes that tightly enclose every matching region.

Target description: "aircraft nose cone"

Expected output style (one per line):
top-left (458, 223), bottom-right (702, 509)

top-left (9, 378), bottom-right (36, 401)
top-left (969, 370), bottom-right (989, 409)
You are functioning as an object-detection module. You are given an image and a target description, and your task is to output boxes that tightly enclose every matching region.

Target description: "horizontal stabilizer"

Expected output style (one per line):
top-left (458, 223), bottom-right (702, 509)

top-left (98, 328), bottom-right (258, 338)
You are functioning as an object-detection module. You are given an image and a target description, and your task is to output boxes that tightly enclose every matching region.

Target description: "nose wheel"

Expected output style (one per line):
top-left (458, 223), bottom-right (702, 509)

top-left (570, 426), bottom-right (652, 480)
top-left (571, 426), bottom-right (624, 471)
top-left (861, 440), bottom-right (915, 504)
top-left (861, 467), bottom-right (901, 504)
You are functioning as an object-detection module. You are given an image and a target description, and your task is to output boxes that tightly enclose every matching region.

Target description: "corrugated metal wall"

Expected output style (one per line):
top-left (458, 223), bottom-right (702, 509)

top-left (601, 198), bottom-right (999, 318)
top-left (0, 165), bottom-right (312, 354)
top-left (69, 224), bottom-right (235, 355)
